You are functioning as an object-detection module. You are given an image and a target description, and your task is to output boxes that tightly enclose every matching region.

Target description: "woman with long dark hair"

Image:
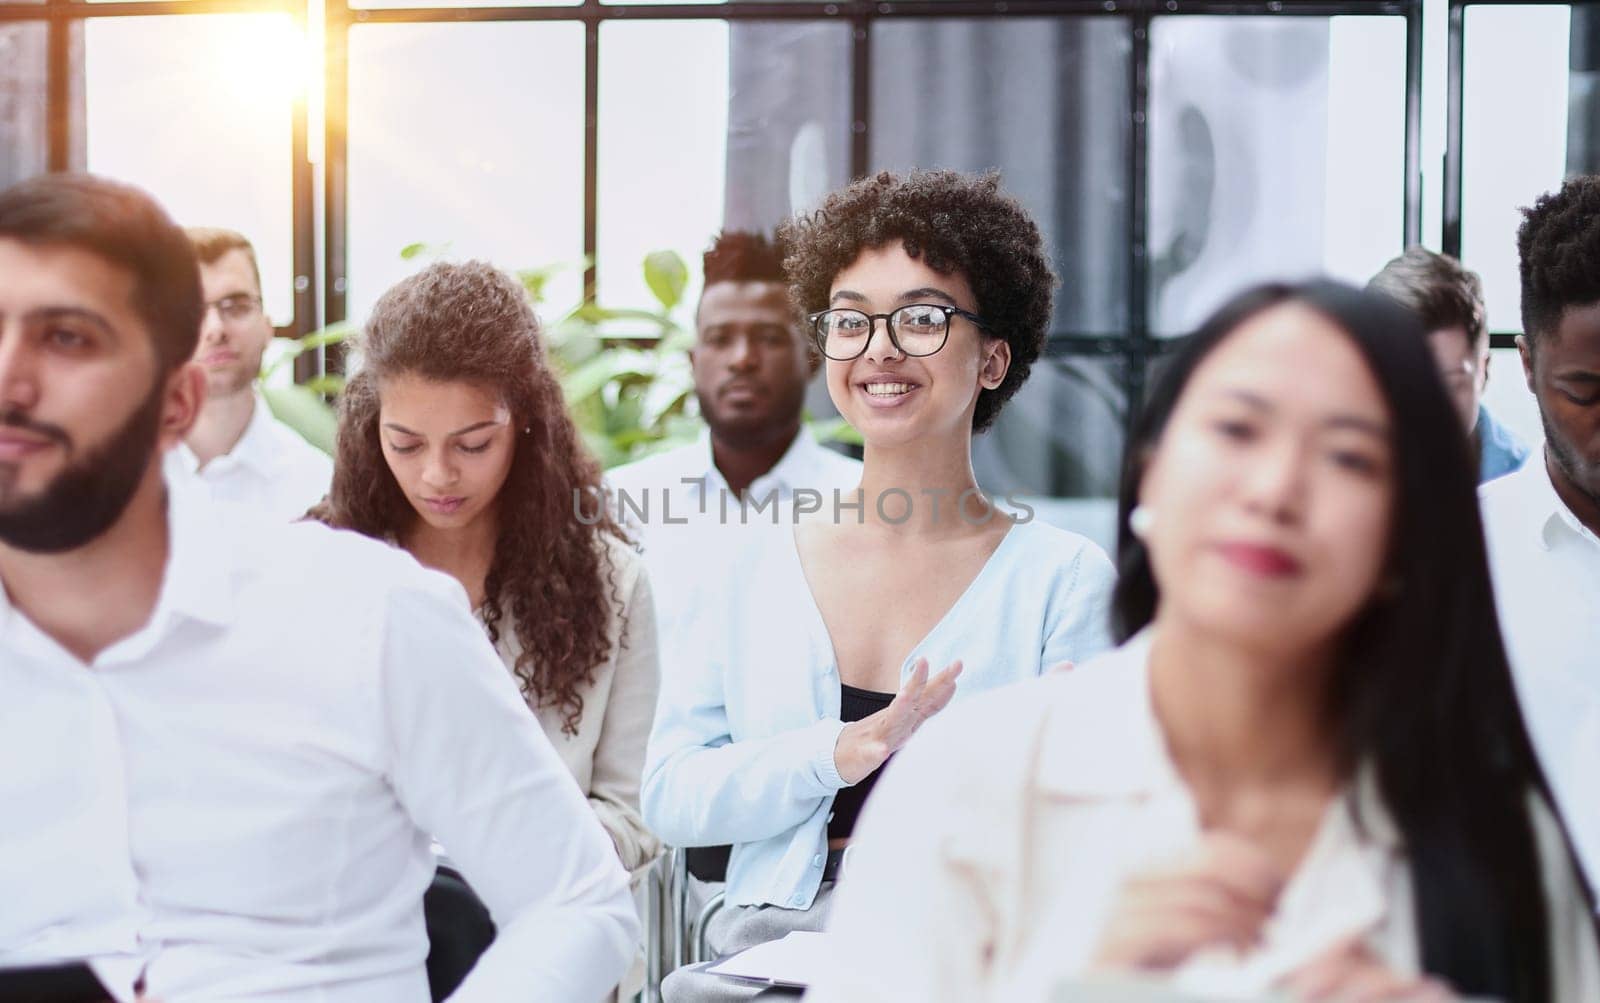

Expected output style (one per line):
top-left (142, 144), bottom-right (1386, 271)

top-left (314, 261), bottom-right (660, 881)
top-left (806, 280), bottom-right (1599, 1001)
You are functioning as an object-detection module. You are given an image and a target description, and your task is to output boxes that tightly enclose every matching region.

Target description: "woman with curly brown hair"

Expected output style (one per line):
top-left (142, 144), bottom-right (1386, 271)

top-left (315, 261), bottom-right (661, 886)
top-left (644, 171), bottom-right (1118, 1002)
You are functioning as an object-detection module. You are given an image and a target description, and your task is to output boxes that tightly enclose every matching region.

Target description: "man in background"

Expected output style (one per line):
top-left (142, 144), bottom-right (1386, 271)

top-left (164, 227), bottom-right (331, 520)
top-left (1480, 176), bottom-right (1600, 905)
top-left (609, 230), bottom-right (860, 645)
top-left (1369, 245), bottom-right (1529, 483)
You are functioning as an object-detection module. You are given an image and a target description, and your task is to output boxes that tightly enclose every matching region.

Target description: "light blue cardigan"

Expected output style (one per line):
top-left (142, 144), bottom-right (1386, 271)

top-left (641, 517), bottom-right (1117, 910)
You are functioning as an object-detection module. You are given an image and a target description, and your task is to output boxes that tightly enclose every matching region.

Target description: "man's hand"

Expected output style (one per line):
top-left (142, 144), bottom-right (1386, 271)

top-left (832, 658), bottom-right (963, 785)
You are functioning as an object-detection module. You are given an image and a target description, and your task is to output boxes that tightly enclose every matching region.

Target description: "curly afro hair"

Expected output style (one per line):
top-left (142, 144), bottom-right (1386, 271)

top-left (1517, 174), bottom-right (1600, 345)
top-left (779, 169), bottom-right (1056, 432)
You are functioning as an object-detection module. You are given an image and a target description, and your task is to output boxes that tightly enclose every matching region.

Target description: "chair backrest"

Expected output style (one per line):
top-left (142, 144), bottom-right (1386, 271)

top-left (424, 864), bottom-right (496, 1002)
top-left (685, 844), bottom-right (731, 883)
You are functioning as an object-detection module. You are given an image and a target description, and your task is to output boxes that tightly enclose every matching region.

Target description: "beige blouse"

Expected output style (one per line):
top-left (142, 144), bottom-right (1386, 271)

top-left (491, 536), bottom-right (662, 876)
top-left (807, 631), bottom-right (1600, 1002)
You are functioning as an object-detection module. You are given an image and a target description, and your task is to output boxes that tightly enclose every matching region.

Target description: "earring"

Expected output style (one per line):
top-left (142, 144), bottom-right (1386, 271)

top-left (523, 425), bottom-right (532, 435)
top-left (1129, 505), bottom-right (1155, 540)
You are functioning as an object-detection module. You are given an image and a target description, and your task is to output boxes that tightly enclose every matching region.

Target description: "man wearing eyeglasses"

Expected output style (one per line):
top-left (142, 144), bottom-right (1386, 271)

top-left (163, 228), bottom-right (332, 521)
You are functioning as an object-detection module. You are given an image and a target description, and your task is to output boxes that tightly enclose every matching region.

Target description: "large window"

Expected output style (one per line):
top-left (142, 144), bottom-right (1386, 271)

top-left (2, 0), bottom-right (1431, 503)
top-left (1445, 1), bottom-right (1593, 449)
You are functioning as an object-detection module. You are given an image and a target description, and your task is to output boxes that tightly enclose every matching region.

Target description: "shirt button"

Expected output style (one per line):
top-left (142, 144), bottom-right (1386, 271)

top-left (812, 854), bottom-right (823, 867)
top-left (791, 894), bottom-right (806, 907)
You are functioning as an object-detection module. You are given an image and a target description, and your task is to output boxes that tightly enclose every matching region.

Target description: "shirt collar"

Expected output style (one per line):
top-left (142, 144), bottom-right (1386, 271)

top-left (1504, 447), bottom-right (1599, 552)
top-left (1033, 629), bottom-right (1402, 851)
top-left (0, 475), bottom-right (235, 657)
top-left (1034, 629), bottom-right (1178, 798)
top-left (175, 389), bottom-right (281, 478)
top-left (697, 425), bottom-right (829, 492)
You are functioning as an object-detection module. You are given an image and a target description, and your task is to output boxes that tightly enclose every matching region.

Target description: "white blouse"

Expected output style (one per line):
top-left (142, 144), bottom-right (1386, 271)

top-left (492, 536), bottom-right (661, 876)
top-left (0, 481), bottom-right (637, 1003)
top-left (806, 632), bottom-right (1600, 1002)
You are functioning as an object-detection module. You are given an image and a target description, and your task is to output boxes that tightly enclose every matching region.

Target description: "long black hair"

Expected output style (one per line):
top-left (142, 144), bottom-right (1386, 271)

top-left (1113, 279), bottom-right (1591, 1002)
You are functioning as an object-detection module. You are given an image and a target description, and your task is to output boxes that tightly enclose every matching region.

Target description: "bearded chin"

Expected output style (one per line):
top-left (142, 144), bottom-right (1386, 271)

top-left (0, 387), bottom-right (166, 554)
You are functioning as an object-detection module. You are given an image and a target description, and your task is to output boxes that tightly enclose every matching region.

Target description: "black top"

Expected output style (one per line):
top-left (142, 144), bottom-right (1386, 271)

top-left (826, 683), bottom-right (897, 842)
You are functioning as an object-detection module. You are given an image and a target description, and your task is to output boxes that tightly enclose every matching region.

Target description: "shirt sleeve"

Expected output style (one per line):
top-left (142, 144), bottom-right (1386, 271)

top-left (376, 573), bottom-right (638, 1003)
top-left (804, 710), bottom-right (999, 1003)
top-left (1041, 540), bottom-right (1118, 670)
top-left (587, 562), bottom-right (663, 876)
top-left (641, 615), bottom-right (847, 849)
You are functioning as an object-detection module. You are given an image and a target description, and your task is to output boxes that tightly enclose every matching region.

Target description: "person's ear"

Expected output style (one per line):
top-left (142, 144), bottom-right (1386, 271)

top-left (979, 338), bottom-right (1011, 391)
top-left (1477, 344), bottom-right (1492, 395)
top-left (158, 362), bottom-right (206, 452)
top-left (1516, 334), bottom-right (1535, 394)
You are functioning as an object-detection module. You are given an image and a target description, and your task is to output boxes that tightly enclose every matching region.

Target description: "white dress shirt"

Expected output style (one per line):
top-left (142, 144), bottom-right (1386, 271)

top-left (164, 390), bottom-right (333, 523)
top-left (0, 480), bottom-right (637, 1003)
top-left (605, 428), bottom-right (862, 653)
top-left (1481, 448), bottom-right (1600, 902)
top-left (806, 632), bottom-right (1600, 1002)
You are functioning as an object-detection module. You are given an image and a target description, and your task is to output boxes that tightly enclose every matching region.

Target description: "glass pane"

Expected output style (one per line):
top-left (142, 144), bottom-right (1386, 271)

top-left (85, 14), bottom-right (298, 324)
top-left (347, 23), bottom-right (585, 325)
top-left (597, 21), bottom-right (728, 316)
top-left (1460, 5), bottom-right (1572, 334)
top-left (723, 22), bottom-right (854, 230)
top-left (975, 354), bottom-right (1125, 506)
top-left (870, 18), bottom-right (1131, 337)
top-left (1148, 15), bottom-right (1407, 336)
top-left (0, 24), bottom-right (49, 187)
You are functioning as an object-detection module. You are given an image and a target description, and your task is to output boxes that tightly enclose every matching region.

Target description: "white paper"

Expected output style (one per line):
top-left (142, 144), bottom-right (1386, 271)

top-left (705, 931), bottom-right (832, 988)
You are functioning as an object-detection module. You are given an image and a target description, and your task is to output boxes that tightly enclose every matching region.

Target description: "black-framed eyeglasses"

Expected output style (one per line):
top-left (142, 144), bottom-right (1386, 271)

top-left (807, 303), bottom-right (989, 361)
top-left (202, 293), bottom-right (264, 325)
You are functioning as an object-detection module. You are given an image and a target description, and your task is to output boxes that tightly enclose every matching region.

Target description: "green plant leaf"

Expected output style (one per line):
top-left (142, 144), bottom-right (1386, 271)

top-left (261, 384), bottom-right (338, 456)
top-left (560, 350), bottom-right (654, 404)
top-left (303, 375), bottom-right (346, 396)
top-left (643, 251), bottom-right (688, 311)
top-left (809, 416), bottom-right (863, 447)
top-left (399, 242), bottom-right (429, 260)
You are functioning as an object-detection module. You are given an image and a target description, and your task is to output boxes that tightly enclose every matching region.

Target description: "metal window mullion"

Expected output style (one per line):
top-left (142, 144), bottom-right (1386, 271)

top-left (584, 10), bottom-right (600, 302)
top-left (1121, 8), bottom-right (1150, 434)
top-left (1401, 0), bottom-right (1422, 246)
top-left (324, 0), bottom-right (351, 359)
top-left (850, 10), bottom-right (870, 180)
top-left (45, 0), bottom-right (71, 172)
top-left (1441, 0), bottom-right (1466, 257)
top-left (291, 0), bottom-right (318, 349)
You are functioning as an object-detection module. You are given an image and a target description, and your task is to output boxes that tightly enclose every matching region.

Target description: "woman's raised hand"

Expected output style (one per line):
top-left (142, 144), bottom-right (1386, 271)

top-left (832, 658), bottom-right (963, 785)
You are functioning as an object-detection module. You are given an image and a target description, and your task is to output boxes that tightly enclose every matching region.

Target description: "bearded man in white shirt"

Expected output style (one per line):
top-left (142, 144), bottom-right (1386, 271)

top-left (162, 227), bottom-right (332, 522)
top-left (608, 231), bottom-right (860, 645)
top-left (1480, 174), bottom-right (1600, 906)
top-left (0, 173), bottom-right (637, 1001)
